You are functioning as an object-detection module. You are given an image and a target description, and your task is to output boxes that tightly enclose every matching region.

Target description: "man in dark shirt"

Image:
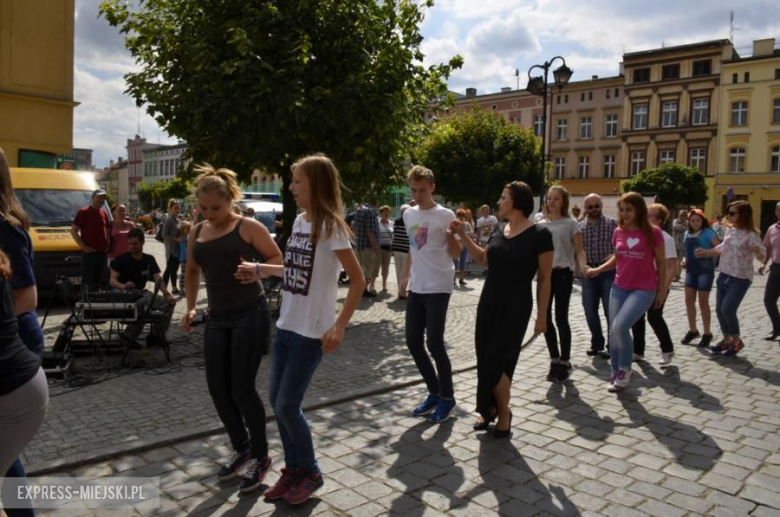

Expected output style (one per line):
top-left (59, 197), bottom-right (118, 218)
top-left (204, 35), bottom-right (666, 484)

top-left (70, 189), bottom-right (110, 290)
top-left (109, 228), bottom-right (176, 346)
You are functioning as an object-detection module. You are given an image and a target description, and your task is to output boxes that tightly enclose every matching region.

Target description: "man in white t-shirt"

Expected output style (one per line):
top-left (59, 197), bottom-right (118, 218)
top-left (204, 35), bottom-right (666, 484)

top-left (400, 165), bottom-right (461, 424)
top-left (475, 205), bottom-right (498, 246)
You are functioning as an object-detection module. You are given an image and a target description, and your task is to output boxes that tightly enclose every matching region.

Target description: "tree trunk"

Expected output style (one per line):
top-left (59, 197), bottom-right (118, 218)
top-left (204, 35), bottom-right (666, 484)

top-left (278, 166), bottom-right (295, 253)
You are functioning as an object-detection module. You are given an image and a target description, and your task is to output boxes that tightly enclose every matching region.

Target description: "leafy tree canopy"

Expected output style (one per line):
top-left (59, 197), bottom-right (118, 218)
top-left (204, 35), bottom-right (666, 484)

top-left (138, 177), bottom-right (191, 212)
top-left (414, 106), bottom-right (542, 208)
top-left (622, 163), bottom-right (708, 209)
top-left (100, 0), bottom-right (462, 239)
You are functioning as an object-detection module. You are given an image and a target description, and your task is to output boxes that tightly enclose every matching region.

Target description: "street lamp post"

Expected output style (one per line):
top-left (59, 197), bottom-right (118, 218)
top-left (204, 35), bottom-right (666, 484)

top-left (527, 57), bottom-right (573, 214)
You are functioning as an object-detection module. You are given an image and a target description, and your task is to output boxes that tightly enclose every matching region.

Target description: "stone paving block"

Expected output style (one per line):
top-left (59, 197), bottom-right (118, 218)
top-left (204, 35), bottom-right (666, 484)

top-left (638, 499), bottom-right (687, 517)
top-left (600, 503), bottom-right (648, 517)
top-left (667, 492), bottom-right (714, 514)
top-left (627, 452), bottom-right (670, 471)
top-left (349, 502), bottom-right (389, 517)
top-left (604, 487), bottom-right (646, 507)
top-left (710, 461), bottom-right (753, 481)
top-left (627, 480), bottom-right (672, 500)
top-left (742, 485), bottom-right (780, 510)
top-left (747, 472), bottom-right (780, 493)
top-left (320, 487), bottom-right (369, 512)
top-left (567, 492), bottom-right (609, 512)
top-left (599, 457), bottom-right (633, 474)
top-left (753, 505), bottom-right (780, 517)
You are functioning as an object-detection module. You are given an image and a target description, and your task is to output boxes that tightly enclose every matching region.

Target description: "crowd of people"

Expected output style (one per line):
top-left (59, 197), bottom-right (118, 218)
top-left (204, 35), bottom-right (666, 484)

top-left (1, 143), bottom-right (779, 510)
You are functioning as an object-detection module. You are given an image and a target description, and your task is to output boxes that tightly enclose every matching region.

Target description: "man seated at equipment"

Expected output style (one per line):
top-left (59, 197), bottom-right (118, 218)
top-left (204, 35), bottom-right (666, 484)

top-left (109, 228), bottom-right (176, 346)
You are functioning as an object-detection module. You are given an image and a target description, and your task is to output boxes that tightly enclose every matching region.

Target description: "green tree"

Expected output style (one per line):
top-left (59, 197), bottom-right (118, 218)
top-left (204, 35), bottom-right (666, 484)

top-left (414, 106), bottom-right (542, 208)
top-left (622, 163), bottom-right (708, 209)
top-left (100, 0), bottom-right (461, 242)
top-left (138, 178), bottom-right (192, 212)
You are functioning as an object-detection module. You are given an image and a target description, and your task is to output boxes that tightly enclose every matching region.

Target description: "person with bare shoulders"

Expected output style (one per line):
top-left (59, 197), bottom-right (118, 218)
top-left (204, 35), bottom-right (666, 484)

top-left (451, 181), bottom-right (552, 437)
top-left (181, 165), bottom-right (282, 493)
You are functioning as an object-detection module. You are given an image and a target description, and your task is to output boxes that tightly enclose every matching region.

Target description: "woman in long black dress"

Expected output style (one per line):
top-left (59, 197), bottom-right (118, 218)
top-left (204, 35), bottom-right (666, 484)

top-left (451, 181), bottom-right (553, 437)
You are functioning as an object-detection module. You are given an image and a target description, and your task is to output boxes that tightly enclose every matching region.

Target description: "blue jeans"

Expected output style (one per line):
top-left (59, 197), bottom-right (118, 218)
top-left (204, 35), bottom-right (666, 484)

top-left (609, 285), bottom-right (656, 372)
top-left (715, 273), bottom-right (752, 337)
top-left (405, 292), bottom-right (453, 399)
top-left (269, 329), bottom-right (324, 473)
top-left (581, 270), bottom-right (615, 351)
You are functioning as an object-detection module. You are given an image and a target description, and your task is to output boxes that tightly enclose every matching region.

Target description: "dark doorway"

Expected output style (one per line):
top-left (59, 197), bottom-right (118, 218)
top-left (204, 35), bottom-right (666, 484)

top-left (761, 200), bottom-right (779, 236)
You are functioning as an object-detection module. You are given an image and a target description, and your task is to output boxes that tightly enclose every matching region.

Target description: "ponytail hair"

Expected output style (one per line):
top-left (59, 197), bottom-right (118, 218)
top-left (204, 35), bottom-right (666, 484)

top-left (192, 163), bottom-right (242, 201)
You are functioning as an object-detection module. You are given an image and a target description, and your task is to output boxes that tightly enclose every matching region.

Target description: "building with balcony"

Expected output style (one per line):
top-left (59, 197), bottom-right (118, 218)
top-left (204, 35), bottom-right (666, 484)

top-left (549, 75), bottom-right (624, 197)
top-left (451, 87), bottom-right (545, 144)
top-left (621, 39), bottom-right (732, 215)
top-left (714, 38), bottom-right (780, 233)
top-left (0, 0), bottom-right (77, 167)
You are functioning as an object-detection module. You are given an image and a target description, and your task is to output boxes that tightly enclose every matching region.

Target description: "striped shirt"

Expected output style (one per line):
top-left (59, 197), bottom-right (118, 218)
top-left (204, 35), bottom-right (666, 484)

top-left (579, 215), bottom-right (617, 266)
top-left (391, 217), bottom-right (410, 253)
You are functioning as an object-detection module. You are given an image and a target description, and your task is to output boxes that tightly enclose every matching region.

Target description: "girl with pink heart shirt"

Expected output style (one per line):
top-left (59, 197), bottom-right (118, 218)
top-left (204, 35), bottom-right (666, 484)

top-left (613, 226), bottom-right (664, 291)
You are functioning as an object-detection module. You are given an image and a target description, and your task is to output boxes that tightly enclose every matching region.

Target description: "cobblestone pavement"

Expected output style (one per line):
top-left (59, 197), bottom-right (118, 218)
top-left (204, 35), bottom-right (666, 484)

top-left (20, 242), bottom-right (780, 515)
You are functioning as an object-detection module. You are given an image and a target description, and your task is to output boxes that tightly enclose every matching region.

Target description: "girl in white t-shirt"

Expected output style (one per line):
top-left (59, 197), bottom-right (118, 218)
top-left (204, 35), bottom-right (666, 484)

top-left (237, 154), bottom-right (365, 504)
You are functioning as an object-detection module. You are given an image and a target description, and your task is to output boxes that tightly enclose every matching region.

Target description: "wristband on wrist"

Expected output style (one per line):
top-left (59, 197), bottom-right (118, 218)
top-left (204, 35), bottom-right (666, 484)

top-left (256, 263), bottom-right (261, 277)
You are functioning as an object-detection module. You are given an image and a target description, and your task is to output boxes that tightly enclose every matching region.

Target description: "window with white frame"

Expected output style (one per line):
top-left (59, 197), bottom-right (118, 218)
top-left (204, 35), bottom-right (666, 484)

top-left (692, 98), bottom-right (709, 125)
top-left (689, 148), bottom-right (706, 171)
top-left (580, 116), bottom-right (592, 139)
top-left (731, 101), bottom-right (748, 126)
top-left (771, 146), bottom-right (780, 173)
top-left (578, 156), bottom-right (590, 178)
top-left (659, 150), bottom-right (675, 165)
top-left (534, 115), bottom-right (544, 136)
top-left (556, 119), bottom-right (568, 141)
top-left (774, 99), bottom-right (780, 124)
top-left (661, 101), bottom-right (678, 128)
top-left (554, 157), bottom-right (566, 179)
top-left (729, 147), bottom-right (746, 172)
top-left (605, 114), bottom-right (618, 138)
top-left (603, 154), bottom-right (616, 178)
top-left (630, 151), bottom-right (645, 176)
top-left (633, 104), bottom-right (648, 130)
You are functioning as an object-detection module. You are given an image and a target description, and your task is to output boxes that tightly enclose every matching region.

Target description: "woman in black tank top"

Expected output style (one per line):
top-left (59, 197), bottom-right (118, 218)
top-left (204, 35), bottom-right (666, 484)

top-left (181, 165), bottom-right (282, 494)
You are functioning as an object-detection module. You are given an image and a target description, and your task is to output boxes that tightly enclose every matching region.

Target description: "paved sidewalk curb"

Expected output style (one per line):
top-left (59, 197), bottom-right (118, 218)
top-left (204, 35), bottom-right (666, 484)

top-left (27, 362), bottom-right (478, 476)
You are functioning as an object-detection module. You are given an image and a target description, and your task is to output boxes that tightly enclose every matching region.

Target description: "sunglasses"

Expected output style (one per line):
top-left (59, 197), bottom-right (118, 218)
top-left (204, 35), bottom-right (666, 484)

top-left (586, 205), bottom-right (601, 209)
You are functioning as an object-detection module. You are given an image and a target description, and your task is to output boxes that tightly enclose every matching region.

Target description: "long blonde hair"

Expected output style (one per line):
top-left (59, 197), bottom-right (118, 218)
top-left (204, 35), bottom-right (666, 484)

top-left (192, 164), bottom-right (242, 201)
top-left (544, 185), bottom-right (571, 219)
top-left (292, 154), bottom-right (352, 244)
top-left (0, 148), bottom-right (30, 230)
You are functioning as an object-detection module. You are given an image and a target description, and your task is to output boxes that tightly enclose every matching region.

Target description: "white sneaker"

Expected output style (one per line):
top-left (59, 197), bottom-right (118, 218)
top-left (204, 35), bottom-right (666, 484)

top-left (659, 352), bottom-right (674, 367)
top-left (608, 368), bottom-right (631, 391)
top-left (606, 371), bottom-right (618, 390)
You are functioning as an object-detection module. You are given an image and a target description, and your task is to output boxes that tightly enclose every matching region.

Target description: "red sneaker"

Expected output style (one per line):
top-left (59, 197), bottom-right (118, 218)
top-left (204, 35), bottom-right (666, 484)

top-left (283, 470), bottom-right (324, 505)
top-left (263, 467), bottom-right (300, 500)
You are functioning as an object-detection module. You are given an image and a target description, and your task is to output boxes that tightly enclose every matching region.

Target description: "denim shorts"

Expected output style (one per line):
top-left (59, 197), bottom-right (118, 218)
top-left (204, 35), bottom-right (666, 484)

top-left (685, 269), bottom-right (715, 291)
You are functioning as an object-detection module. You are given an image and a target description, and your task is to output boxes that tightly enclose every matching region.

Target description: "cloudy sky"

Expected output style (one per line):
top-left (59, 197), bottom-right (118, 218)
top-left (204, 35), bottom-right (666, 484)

top-left (74, 0), bottom-right (779, 168)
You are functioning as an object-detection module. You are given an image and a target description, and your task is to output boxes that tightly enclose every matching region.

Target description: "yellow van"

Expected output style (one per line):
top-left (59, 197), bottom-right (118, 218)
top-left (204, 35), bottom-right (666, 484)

top-left (10, 168), bottom-right (110, 292)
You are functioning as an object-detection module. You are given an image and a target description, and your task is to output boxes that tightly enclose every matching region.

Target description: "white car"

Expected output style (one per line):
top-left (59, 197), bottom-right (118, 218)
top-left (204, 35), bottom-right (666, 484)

top-left (239, 200), bottom-right (283, 238)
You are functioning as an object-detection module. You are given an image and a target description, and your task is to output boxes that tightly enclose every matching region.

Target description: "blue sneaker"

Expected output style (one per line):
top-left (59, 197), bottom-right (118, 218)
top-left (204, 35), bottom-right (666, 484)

top-left (413, 394), bottom-right (440, 416)
top-left (429, 398), bottom-right (456, 423)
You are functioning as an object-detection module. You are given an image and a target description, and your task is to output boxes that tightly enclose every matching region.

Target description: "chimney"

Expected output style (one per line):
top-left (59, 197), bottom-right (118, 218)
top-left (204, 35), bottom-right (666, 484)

top-left (592, 75), bottom-right (598, 80)
top-left (466, 87), bottom-right (477, 98)
top-left (500, 87), bottom-right (512, 93)
top-left (753, 38), bottom-right (776, 57)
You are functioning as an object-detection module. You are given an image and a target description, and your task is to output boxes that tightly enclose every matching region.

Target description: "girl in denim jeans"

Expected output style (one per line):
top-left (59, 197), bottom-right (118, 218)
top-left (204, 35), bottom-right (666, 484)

top-left (696, 201), bottom-right (764, 356)
top-left (588, 193), bottom-right (667, 391)
top-left (238, 154), bottom-right (365, 505)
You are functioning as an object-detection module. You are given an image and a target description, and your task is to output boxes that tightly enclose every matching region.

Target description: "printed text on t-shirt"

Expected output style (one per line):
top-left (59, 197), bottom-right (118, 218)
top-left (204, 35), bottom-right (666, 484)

top-left (283, 232), bottom-right (316, 295)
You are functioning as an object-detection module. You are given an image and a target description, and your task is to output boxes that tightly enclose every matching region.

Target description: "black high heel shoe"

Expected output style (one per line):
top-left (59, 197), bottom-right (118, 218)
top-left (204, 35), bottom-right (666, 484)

top-left (494, 411), bottom-right (513, 439)
top-left (472, 412), bottom-right (497, 431)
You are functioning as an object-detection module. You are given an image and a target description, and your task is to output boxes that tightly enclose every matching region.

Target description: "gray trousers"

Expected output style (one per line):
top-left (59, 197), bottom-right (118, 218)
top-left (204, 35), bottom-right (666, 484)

top-left (0, 368), bottom-right (49, 475)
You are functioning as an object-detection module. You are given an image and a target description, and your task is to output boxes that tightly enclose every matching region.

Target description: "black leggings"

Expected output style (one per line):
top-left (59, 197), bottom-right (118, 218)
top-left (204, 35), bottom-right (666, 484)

top-left (545, 268), bottom-right (573, 362)
top-left (162, 254), bottom-right (180, 290)
top-left (632, 293), bottom-right (674, 355)
top-left (204, 299), bottom-right (271, 458)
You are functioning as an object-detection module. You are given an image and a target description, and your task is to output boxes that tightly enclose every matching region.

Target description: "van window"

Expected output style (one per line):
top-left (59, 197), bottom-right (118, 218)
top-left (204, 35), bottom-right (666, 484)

top-left (15, 189), bottom-right (93, 226)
